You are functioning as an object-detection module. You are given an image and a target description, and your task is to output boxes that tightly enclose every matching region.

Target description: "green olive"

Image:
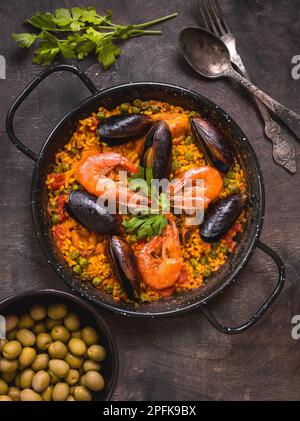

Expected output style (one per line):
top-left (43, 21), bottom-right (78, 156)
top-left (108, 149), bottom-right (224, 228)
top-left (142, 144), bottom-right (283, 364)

top-left (2, 370), bottom-right (17, 383)
top-left (3, 340), bottom-right (22, 359)
top-left (5, 315), bottom-right (19, 332)
top-left (84, 371), bottom-right (105, 392)
top-left (16, 328), bottom-right (36, 347)
top-left (81, 327), bottom-right (99, 346)
top-left (32, 370), bottom-right (51, 393)
top-left (49, 359), bottom-right (70, 378)
top-left (7, 329), bottom-right (17, 340)
top-left (19, 347), bottom-right (36, 366)
top-left (7, 386), bottom-right (20, 401)
top-left (0, 395), bottom-right (13, 401)
top-left (31, 353), bottom-right (49, 371)
top-left (65, 352), bottom-right (83, 369)
top-left (0, 339), bottom-right (8, 352)
top-left (48, 341), bottom-right (68, 359)
top-left (52, 382), bottom-right (70, 401)
top-left (19, 368), bottom-right (35, 389)
top-left (36, 333), bottom-right (52, 350)
top-left (64, 312), bottom-right (80, 332)
top-left (51, 326), bottom-right (71, 343)
top-left (20, 388), bottom-right (42, 401)
top-left (83, 359), bottom-right (101, 373)
top-left (0, 358), bottom-right (18, 373)
top-left (47, 303), bottom-right (68, 320)
top-left (66, 395), bottom-right (75, 401)
top-left (17, 314), bottom-right (35, 329)
top-left (48, 370), bottom-right (60, 385)
top-left (32, 322), bottom-right (47, 335)
top-left (0, 379), bottom-right (8, 395)
top-left (71, 330), bottom-right (82, 339)
top-left (65, 369), bottom-right (80, 386)
top-left (87, 344), bottom-right (106, 362)
top-left (41, 385), bottom-right (53, 401)
top-left (68, 338), bottom-right (87, 357)
top-left (46, 318), bottom-right (62, 330)
top-left (30, 304), bottom-right (47, 321)
top-left (74, 385), bottom-right (92, 401)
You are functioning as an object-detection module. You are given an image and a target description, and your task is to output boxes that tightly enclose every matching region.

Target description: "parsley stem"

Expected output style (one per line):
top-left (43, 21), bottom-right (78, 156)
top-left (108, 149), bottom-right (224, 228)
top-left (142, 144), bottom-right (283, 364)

top-left (132, 13), bottom-right (178, 29)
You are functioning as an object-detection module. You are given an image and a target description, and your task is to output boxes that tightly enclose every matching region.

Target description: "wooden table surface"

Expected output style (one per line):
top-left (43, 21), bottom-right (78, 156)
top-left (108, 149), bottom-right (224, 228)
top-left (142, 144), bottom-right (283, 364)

top-left (0, 0), bottom-right (299, 401)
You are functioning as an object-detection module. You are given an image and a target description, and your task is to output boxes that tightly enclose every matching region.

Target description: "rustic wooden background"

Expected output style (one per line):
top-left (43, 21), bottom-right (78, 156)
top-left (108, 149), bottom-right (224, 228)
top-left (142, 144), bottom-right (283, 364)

top-left (0, 0), bottom-right (299, 401)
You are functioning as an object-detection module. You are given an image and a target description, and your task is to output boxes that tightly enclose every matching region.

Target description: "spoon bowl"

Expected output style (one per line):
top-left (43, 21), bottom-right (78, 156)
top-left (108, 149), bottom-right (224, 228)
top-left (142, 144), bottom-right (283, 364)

top-left (179, 27), bottom-right (231, 78)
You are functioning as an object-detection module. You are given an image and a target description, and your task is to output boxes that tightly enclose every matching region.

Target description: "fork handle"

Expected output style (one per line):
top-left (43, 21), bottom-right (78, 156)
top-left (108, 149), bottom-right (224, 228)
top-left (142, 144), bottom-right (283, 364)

top-left (227, 67), bottom-right (300, 141)
top-left (230, 56), bottom-right (296, 173)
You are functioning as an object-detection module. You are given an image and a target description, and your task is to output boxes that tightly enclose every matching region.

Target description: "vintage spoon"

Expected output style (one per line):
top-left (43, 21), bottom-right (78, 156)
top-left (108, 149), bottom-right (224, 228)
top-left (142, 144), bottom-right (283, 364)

top-left (179, 27), bottom-right (300, 141)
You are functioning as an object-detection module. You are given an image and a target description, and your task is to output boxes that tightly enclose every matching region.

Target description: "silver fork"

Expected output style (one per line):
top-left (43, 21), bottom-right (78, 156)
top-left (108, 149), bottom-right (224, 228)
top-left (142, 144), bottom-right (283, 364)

top-left (198, 0), bottom-right (296, 174)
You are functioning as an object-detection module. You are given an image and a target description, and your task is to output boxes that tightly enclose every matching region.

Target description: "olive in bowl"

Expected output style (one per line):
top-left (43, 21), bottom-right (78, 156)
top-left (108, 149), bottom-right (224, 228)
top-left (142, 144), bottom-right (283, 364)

top-left (0, 289), bottom-right (118, 401)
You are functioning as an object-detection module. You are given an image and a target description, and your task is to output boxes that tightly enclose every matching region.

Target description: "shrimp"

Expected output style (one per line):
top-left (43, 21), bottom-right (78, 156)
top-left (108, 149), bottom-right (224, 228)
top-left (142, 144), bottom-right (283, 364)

top-left (137, 215), bottom-right (183, 290)
top-left (171, 166), bottom-right (223, 211)
top-left (152, 112), bottom-right (189, 139)
top-left (75, 151), bottom-right (147, 208)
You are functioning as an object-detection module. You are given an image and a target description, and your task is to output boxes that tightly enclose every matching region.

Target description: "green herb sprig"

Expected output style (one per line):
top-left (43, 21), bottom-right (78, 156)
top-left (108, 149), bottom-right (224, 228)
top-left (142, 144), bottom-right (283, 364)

top-left (12, 7), bottom-right (177, 68)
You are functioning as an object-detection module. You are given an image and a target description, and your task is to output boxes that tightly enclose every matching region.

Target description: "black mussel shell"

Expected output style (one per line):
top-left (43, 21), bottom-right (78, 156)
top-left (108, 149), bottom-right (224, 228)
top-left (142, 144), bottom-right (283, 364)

top-left (108, 236), bottom-right (141, 300)
top-left (191, 117), bottom-right (234, 173)
top-left (98, 114), bottom-right (153, 145)
top-left (140, 120), bottom-right (172, 180)
top-left (65, 190), bottom-right (122, 235)
top-left (200, 194), bottom-right (246, 242)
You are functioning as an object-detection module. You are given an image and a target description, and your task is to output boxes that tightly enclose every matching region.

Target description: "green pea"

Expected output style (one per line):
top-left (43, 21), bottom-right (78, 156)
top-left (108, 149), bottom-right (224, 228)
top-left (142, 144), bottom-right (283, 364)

top-left (72, 184), bottom-right (80, 191)
top-left (185, 151), bottom-right (194, 161)
top-left (120, 103), bottom-right (129, 113)
top-left (228, 182), bottom-right (239, 193)
top-left (96, 112), bottom-right (105, 119)
top-left (140, 101), bottom-right (149, 110)
top-left (54, 165), bottom-right (62, 174)
top-left (173, 149), bottom-right (180, 157)
top-left (92, 277), bottom-right (103, 287)
top-left (150, 105), bottom-right (160, 113)
top-left (203, 268), bottom-right (212, 278)
top-left (104, 285), bottom-right (113, 293)
top-left (221, 246), bottom-right (229, 254)
top-left (193, 270), bottom-right (200, 277)
top-left (211, 242), bottom-right (219, 250)
top-left (172, 161), bottom-right (181, 170)
top-left (210, 250), bottom-right (217, 258)
top-left (189, 111), bottom-right (197, 118)
top-left (51, 214), bottom-right (60, 225)
top-left (223, 177), bottom-right (230, 187)
top-left (70, 148), bottom-right (78, 155)
top-left (184, 135), bottom-right (193, 145)
top-left (79, 258), bottom-right (89, 268)
top-left (62, 163), bottom-right (70, 172)
top-left (131, 106), bottom-right (140, 113)
top-left (200, 256), bottom-right (209, 265)
top-left (227, 170), bottom-right (235, 180)
top-left (133, 99), bottom-right (142, 107)
top-left (73, 265), bottom-right (82, 275)
top-left (189, 258), bottom-right (198, 268)
top-left (70, 251), bottom-right (79, 260)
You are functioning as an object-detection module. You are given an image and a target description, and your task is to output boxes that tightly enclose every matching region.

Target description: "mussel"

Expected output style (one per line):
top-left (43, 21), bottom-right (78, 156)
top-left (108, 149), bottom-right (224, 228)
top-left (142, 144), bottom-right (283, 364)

top-left (140, 120), bottom-right (172, 180)
top-left (190, 117), bottom-right (234, 173)
top-left (98, 114), bottom-right (153, 145)
top-left (108, 236), bottom-right (141, 300)
top-left (65, 190), bottom-right (122, 235)
top-left (200, 194), bottom-right (246, 242)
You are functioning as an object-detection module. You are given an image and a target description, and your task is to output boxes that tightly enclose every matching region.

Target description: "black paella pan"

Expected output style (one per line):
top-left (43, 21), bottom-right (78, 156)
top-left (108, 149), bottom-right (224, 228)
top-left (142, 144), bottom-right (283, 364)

top-left (6, 64), bottom-right (285, 333)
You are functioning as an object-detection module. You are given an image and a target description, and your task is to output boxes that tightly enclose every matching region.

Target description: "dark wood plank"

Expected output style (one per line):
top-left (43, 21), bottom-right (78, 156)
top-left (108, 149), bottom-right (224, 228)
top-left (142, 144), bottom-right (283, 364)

top-left (0, 0), bottom-right (299, 401)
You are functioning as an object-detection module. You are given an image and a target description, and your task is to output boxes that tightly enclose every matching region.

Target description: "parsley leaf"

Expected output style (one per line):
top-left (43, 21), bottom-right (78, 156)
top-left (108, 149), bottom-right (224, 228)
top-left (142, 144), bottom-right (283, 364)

top-left (123, 214), bottom-right (168, 240)
top-left (12, 7), bottom-right (177, 68)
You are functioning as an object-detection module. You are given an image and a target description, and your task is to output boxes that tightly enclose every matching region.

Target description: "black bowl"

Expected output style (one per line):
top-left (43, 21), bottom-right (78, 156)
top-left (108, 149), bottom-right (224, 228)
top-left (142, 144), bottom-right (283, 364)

top-left (0, 289), bottom-right (119, 401)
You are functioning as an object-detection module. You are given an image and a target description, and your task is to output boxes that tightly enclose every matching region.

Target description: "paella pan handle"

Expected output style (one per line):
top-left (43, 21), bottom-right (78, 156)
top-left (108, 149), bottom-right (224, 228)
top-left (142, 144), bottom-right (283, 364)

top-left (6, 64), bottom-right (98, 161)
top-left (200, 241), bottom-right (285, 334)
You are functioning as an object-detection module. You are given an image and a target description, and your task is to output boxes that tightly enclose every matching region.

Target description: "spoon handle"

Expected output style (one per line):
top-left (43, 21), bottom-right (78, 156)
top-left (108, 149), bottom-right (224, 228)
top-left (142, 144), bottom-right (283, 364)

top-left (228, 68), bottom-right (300, 141)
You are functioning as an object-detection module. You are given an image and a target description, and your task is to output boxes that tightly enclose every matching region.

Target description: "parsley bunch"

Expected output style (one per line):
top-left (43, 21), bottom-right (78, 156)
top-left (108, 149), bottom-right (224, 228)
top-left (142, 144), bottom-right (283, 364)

top-left (123, 167), bottom-right (170, 240)
top-left (12, 7), bottom-right (177, 68)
